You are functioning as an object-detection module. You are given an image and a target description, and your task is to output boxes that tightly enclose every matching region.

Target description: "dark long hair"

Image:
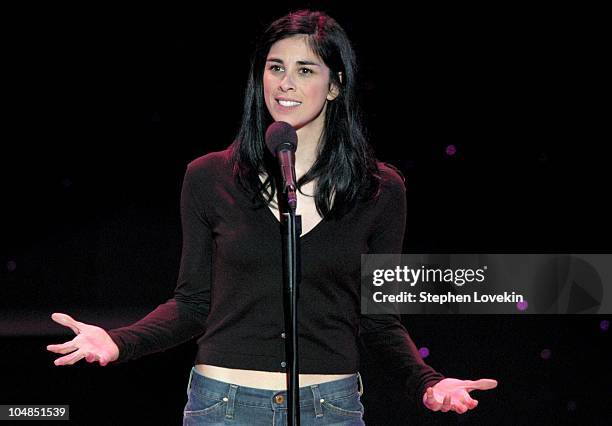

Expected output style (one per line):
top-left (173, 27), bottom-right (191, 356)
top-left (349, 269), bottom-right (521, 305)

top-left (231, 9), bottom-right (381, 219)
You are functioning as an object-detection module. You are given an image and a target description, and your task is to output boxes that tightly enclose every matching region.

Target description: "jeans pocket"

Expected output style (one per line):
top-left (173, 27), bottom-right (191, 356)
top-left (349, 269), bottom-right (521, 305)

top-left (321, 392), bottom-right (364, 419)
top-left (183, 390), bottom-right (226, 418)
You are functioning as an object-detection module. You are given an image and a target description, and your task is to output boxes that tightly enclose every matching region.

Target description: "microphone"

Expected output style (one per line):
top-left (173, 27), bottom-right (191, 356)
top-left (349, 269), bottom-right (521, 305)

top-left (265, 121), bottom-right (299, 211)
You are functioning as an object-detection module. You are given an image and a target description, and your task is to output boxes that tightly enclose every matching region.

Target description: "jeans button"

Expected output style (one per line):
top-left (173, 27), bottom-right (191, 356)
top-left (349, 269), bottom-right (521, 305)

top-left (275, 394), bottom-right (284, 404)
top-left (281, 361), bottom-right (287, 368)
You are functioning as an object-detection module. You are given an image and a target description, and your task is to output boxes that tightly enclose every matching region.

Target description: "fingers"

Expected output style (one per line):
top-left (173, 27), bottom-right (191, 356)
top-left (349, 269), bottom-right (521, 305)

top-left (464, 395), bottom-right (479, 409)
top-left (424, 387), bottom-right (442, 410)
top-left (424, 387), bottom-right (480, 414)
top-left (49, 344), bottom-right (109, 367)
top-left (465, 379), bottom-right (498, 391)
top-left (452, 401), bottom-right (469, 414)
top-left (440, 394), bottom-right (452, 412)
top-left (46, 341), bottom-right (78, 355)
top-left (99, 355), bottom-right (110, 367)
top-left (424, 387), bottom-right (452, 412)
top-left (54, 350), bottom-right (86, 366)
top-left (52, 350), bottom-right (109, 366)
top-left (51, 313), bottom-right (82, 335)
top-left (453, 394), bottom-right (479, 413)
top-left (86, 352), bottom-right (112, 365)
top-left (453, 389), bottom-right (479, 413)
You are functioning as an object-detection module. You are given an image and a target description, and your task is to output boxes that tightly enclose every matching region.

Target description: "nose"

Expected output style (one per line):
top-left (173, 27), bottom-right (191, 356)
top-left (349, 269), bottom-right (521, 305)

top-left (280, 73), bottom-right (295, 92)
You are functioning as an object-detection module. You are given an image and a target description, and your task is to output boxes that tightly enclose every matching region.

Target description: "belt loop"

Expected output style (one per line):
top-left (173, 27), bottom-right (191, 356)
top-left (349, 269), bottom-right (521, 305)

top-left (225, 384), bottom-right (238, 419)
top-left (186, 367), bottom-right (195, 396)
top-left (310, 385), bottom-right (323, 418)
top-left (357, 372), bottom-right (364, 397)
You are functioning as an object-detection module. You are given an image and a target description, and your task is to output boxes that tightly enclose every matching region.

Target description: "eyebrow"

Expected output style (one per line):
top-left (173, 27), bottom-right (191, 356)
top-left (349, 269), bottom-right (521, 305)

top-left (266, 58), bottom-right (321, 66)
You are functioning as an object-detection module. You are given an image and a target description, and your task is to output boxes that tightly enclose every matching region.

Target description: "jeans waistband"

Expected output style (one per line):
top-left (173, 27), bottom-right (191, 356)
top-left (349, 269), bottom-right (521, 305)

top-left (186, 366), bottom-right (363, 409)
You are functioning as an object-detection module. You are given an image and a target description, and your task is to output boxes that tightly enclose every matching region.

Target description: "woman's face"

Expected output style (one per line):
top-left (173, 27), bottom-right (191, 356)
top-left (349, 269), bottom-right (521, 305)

top-left (263, 35), bottom-right (339, 132)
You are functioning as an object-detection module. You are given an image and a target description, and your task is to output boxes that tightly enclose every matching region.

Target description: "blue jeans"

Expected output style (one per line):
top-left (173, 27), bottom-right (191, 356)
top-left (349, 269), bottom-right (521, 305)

top-left (183, 366), bottom-right (365, 425)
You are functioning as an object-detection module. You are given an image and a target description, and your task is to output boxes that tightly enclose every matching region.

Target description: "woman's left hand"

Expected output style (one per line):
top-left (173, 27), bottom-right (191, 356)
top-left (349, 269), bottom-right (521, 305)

top-left (423, 378), bottom-right (498, 414)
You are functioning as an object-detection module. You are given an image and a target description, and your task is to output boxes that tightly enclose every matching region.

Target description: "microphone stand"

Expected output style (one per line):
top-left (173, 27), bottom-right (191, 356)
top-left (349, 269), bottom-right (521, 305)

top-left (281, 184), bottom-right (301, 426)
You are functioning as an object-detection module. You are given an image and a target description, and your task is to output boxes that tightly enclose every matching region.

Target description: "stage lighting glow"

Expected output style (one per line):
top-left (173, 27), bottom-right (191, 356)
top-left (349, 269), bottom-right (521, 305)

top-left (419, 347), bottom-right (430, 359)
top-left (540, 349), bottom-right (552, 360)
top-left (516, 300), bottom-right (529, 311)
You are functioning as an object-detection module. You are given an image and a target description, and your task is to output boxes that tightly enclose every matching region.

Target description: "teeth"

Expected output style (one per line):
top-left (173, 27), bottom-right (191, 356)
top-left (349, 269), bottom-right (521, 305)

top-left (278, 100), bottom-right (301, 107)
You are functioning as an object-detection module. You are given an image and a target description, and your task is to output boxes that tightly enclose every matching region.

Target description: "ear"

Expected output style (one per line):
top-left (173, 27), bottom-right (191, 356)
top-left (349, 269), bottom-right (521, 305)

top-left (327, 72), bottom-right (343, 101)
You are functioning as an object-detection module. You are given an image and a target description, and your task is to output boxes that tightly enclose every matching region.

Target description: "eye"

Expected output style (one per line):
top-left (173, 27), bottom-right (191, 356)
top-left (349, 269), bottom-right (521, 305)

top-left (269, 64), bottom-right (284, 72)
top-left (299, 67), bottom-right (313, 75)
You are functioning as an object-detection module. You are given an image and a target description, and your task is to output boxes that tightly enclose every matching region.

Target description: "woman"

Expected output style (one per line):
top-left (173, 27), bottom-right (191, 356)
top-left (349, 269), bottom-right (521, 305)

top-left (47, 10), bottom-right (497, 425)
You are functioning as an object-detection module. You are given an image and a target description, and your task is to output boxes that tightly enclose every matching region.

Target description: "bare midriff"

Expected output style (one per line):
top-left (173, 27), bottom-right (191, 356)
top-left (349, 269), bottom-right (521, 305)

top-left (195, 364), bottom-right (354, 390)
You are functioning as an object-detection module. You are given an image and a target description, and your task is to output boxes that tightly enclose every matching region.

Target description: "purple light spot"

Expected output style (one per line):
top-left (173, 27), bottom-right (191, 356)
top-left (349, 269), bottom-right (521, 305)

top-left (445, 144), bottom-right (457, 156)
top-left (419, 347), bottom-right (430, 359)
top-left (540, 349), bottom-right (552, 360)
top-left (516, 299), bottom-right (529, 311)
top-left (600, 320), bottom-right (609, 331)
top-left (7, 260), bottom-right (17, 272)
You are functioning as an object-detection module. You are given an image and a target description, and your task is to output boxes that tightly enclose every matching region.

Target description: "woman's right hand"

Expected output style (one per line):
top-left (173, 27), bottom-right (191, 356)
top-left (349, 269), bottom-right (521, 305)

top-left (46, 313), bottom-right (120, 366)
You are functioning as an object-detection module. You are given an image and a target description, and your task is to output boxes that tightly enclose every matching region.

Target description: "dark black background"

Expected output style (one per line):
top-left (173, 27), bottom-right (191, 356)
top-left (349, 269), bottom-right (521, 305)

top-left (1, 2), bottom-right (610, 425)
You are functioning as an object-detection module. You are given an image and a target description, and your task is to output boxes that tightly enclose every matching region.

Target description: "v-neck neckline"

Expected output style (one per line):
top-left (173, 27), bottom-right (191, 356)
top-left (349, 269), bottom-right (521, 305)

top-left (260, 203), bottom-right (325, 242)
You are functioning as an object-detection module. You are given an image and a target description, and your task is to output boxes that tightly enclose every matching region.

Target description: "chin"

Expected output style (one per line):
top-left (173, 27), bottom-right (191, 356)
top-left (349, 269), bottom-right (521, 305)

top-left (273, 117), bottom-right (299, 128)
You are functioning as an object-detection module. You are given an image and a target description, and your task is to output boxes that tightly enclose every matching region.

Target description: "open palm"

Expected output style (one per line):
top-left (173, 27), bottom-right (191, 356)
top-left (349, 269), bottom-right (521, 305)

top-left (423, 378), bottom-right (498, 414)
top-left (46, 313), bottom-right (119, 366)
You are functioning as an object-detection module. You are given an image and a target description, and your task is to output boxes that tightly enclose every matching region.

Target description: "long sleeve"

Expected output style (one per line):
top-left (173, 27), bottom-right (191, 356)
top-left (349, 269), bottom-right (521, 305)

top-left (107, 163), bottom-right (212, 364)
top-left (359, 163), bottom-right (445, 405)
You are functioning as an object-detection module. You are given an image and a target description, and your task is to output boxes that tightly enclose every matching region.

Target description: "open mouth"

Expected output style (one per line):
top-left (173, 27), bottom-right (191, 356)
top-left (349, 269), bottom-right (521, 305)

top-left (276, 99), bottom-right (302, 107)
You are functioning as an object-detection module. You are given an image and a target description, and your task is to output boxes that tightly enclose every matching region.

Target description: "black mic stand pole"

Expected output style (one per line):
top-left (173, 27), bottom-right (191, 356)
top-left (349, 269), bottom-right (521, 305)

top-left (281, 184), bottom-right (300, 426)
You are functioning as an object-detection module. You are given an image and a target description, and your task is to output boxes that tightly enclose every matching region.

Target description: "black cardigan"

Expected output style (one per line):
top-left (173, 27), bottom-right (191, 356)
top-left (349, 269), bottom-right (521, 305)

top-left (108, 147), bottom-right (444, 400)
